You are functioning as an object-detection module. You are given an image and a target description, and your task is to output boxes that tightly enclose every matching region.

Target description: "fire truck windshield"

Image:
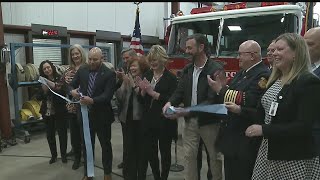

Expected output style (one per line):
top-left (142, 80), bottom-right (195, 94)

top-left (168, 13), bottom-right (298, 59)
top-left (219, 13), bottom-right (297, 58)
top-left (167, 19), bottom-right (220, 57)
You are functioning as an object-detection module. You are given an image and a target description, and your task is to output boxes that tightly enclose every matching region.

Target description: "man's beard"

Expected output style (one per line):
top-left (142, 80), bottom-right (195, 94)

top-left (191, 53), bottom-right (200, 63)
top-left (185, 52), bottom-right (199, 64)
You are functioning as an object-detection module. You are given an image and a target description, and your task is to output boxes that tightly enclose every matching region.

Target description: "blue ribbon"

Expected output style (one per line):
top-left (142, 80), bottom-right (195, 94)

top-left (186, 104), bottom-right (228, 115)
top-left (80, 105), bottom-right (94, 177)
top-left (38, 76), bottom-right (95, 177)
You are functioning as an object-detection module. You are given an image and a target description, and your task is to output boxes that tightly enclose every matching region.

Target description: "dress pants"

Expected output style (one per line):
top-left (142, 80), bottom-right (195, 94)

top-left (81, 112), bottom-right (113, 176)
top-left (183, 118), bottom-right (222, 180)
top-left (124, 120), bottom-right (145, 180)
top-left (121, 121), bottom-right (128, 172)
top-left (224, 155), bottom-right (256, 180)
top-left (197, 137), bottom-right (212, 180)
top-left (141, 126), bottom-right (174, 180)
top-left (69, 113), bottom-right (82, 161)
top-left (44, 114), bottom-right (68, 158)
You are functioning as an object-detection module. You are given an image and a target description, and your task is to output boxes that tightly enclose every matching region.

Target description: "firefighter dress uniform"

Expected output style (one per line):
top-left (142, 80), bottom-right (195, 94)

top-left (215, 61), bottom-right (270, 180)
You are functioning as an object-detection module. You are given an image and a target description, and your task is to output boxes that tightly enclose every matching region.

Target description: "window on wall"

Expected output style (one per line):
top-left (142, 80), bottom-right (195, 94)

top-left (96, 42), bottom-right (114, 66)
top-left (33, 38), bottom-right (62, 66)
top-left (70, 37), bottom-right (90, 58)
top-left (122, 41), bottom-right (131, 49)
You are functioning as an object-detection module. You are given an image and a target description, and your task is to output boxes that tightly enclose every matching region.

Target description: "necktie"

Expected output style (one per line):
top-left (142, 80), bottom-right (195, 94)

top-left (312, 63), bottom-right (316, 69)
top-left (87, 72), bottom-right (97, 97)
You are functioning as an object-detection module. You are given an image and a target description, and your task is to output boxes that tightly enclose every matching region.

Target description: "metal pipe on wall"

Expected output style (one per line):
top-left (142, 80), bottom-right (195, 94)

top-left (171, 2), bottom-right (180, 15)
top-left (0, 3), bottom-right (13, 139)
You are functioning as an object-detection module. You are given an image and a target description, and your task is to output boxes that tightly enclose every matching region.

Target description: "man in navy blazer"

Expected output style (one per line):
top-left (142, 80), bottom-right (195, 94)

top-left (305, 27), bottom-right (320, 155)
top-left (70, 47), bottom-right (116, 180)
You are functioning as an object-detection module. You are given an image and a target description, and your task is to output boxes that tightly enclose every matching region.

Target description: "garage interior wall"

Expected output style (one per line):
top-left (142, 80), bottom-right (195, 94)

top-left (2, 2), bottom-right (170, 39)
top-left (4, 33), bottom-right (28, 119)
top-left (1, 2), bottom-right (200, 120)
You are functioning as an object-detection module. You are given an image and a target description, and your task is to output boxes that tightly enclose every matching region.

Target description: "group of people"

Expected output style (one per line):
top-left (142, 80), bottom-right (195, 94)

top-left (163, 28), bottom-right (320, 180)
top-left (37, 45), bottom-right (116, 180)
top-left (114, 46), bottom-right (178, 180)
top-left (36, 43), bottom-right (180, 180)
top-left (35, 26), bottom-right (320, 180)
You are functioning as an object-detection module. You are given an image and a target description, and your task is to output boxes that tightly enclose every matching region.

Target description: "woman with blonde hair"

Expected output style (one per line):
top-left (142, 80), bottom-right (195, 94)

top-left (137, 45), bottom-right (178, 180)
top-left (64, 44), bottom-right (87, 170)
top-left (244, 33), bottom-right (320, 179)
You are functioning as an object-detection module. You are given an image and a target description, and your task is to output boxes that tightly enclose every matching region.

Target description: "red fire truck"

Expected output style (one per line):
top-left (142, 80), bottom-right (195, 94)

top-left (166, 2), bottom-right (317, 80)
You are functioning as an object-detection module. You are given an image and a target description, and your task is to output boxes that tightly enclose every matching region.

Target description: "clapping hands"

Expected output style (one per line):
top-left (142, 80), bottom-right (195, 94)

top-left (136, 76), bottom-right (154, 96)
top-left (207, 70), bottom-right (227, 93)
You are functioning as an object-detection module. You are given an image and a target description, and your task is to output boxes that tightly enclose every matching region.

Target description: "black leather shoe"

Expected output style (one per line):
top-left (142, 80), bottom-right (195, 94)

top-left (117, 162), bottom-right (124, 169)
top-left (66, 149), bottom-right (74, 157)
top-left (72, 160), bottom-right (80, 170)
top-left (82, 176), bottom-right (93, 180)
top-left (62, 156), bottom-right (68, 163)
top-left (49, 157), bottom-right (57, 164)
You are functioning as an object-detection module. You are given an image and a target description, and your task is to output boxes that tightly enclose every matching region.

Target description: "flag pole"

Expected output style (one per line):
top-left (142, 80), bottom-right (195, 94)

top-left (130, 2), bottom-right (144, 56)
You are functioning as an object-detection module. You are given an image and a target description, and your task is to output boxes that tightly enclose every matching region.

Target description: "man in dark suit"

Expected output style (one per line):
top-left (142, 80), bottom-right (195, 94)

top-left (163, 33), bottom-right (224, 180)
top-left (304, 27), bottom-right (320, 154)
top-left (207, 40), bottom-right (270, 180)
top-left (70, 47), bottom-right (116, 180)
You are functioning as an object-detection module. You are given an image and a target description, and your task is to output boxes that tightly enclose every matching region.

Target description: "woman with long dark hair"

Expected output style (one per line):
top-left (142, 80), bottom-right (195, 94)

top-left (37, 60), bottom-right (68, 164)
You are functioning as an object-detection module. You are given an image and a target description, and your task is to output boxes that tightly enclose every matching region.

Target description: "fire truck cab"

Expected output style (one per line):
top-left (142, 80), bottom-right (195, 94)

top-left (166, 2), bottom-right (312, 80)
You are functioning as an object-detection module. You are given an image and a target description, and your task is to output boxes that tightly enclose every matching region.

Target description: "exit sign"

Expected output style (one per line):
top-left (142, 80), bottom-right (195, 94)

top-left (41, 29), bottom-right (59, 37)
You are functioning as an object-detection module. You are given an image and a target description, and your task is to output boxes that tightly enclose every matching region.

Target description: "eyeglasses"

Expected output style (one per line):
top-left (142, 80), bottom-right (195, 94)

top-left (237, 51), bottom-right (258, 56)
top-left (267, 49), bottom-right (275, 53)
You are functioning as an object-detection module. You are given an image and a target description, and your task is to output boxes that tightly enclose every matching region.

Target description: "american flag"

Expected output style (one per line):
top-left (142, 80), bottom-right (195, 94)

top-left (130, 6), bottom-right (144, 56)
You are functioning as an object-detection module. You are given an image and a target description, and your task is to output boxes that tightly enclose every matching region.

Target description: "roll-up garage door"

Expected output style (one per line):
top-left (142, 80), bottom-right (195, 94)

top-left (33, 38), bottom-right (62, 66)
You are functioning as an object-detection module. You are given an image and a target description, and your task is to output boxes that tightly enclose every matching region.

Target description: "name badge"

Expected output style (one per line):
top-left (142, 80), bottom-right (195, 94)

top-left (268, 102), bottom-right (278, 116)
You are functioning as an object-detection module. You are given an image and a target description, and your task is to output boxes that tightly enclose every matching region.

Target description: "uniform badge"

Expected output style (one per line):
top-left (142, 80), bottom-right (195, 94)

top-left (258, 77), bottom-right (267, 89)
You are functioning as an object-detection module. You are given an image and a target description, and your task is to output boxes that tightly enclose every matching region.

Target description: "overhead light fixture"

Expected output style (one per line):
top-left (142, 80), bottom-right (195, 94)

top-left (228, 26), bottom-right (242, 31)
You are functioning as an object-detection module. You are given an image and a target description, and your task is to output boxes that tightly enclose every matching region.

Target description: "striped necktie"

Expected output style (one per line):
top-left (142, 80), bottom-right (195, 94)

top-left (312, 63), bottom-right (316, 70)
top-left (87, 72), bottom-right (97, 97)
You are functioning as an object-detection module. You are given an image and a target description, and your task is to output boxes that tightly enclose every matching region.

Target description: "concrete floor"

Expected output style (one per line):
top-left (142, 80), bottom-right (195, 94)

top-left (0, 119), bottom-right (211, 180)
